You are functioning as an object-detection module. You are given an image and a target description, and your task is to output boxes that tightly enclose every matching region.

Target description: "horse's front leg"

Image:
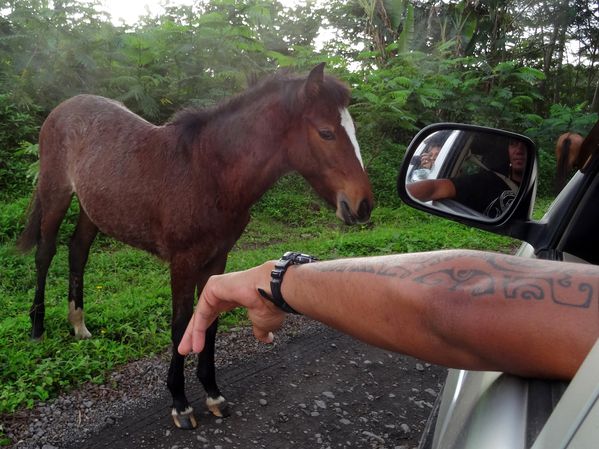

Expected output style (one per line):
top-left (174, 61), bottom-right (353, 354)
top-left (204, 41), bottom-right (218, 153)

top-left (167, 258), bottom-right (199, 429)
top-left (196, 254), bottom-right (229, 418)
top-left (198, 318), bottom-right (229, 417)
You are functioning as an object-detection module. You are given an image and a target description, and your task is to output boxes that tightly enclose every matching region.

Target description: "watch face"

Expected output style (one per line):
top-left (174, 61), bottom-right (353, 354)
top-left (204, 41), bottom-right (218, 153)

top-left (295, 254), bottom-right (318, 264)
top-left (276, 259), bottom-right (293, 269)
top-left (282, 251), bottom-right (297, 260)
top-left (280, 252), bottom-right (318, 264)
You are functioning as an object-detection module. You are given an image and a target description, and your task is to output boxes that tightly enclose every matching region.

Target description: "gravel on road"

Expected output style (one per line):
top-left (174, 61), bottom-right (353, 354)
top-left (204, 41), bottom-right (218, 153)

top-left (3, 316), bottom-right (447, 449)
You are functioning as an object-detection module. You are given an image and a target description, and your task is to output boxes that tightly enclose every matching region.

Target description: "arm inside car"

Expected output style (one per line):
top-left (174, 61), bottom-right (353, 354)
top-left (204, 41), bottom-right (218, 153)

top-left (407, 178), bottom-right (457, 202)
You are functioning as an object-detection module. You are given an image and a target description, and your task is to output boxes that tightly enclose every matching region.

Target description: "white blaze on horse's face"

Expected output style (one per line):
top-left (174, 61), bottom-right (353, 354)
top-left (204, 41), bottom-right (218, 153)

top-left (339, 108), bottom-right (364, 170)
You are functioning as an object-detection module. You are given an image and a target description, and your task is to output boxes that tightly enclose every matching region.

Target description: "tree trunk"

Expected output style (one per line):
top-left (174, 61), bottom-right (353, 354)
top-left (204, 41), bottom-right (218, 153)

top-left (554, 22), bottom-right (567, 104)
top-left (592, 79), bottom-right (599, 113)
top-left (543, 25), bottom-right (559, 75)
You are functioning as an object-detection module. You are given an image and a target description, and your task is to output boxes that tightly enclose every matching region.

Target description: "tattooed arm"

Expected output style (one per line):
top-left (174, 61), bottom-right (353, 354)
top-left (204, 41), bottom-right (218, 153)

top-left (179, 249), bottom-right (599, 379)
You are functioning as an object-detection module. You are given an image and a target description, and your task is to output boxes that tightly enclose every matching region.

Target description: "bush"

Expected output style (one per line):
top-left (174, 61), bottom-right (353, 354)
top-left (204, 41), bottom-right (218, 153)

top-left (360, 134), bottom-right (404, 208)
top-left (525, 104), bottom-right (598, 196)
top-left (0, 197), bottom-right (31, 244)
top-left (0, 95), bottom-right (41, 199)
top-left (349, 52), bottom-right (545, 139)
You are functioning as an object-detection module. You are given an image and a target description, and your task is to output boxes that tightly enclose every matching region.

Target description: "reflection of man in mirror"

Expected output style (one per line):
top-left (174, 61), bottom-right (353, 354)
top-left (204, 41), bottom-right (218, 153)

top-left (484, 139), bottom-right (527, 217)
top-left (407, 137), bottom-right (528, 218)
top-left (507, 139), bottom-right (527, 181)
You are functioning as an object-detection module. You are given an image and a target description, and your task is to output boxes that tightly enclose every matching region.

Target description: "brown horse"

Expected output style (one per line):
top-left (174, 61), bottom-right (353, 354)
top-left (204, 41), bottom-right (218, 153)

top-left (555, 132), bottom-right (585, 192)
top-left (17, 63), bottom-right (373, 429)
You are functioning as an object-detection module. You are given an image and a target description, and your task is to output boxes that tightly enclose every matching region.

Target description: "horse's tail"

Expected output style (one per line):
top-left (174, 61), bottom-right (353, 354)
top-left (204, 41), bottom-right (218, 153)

top-left (16, 190), bottom-right (42, 253)
top-left (555, 133), bottom-right (572, 193)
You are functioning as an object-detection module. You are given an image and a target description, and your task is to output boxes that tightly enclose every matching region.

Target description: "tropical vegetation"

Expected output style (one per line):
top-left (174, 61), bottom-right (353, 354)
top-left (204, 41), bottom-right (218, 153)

top-left (0, 0), bottom-right (597, 441)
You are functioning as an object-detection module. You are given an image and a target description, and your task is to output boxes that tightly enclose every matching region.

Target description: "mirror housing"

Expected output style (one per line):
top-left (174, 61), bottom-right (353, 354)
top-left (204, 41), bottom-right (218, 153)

top-left (398, 123), bottom-right (538, 241)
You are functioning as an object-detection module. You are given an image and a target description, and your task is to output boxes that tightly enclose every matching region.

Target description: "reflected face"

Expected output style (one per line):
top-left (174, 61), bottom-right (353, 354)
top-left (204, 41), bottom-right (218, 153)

top-left (508, 140), bottom-right (527, 173)
top-left (421, 145), bottom-right (441, 169)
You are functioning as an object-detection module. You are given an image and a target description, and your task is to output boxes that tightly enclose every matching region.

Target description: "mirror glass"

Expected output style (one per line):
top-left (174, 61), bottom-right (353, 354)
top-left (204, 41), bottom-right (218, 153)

top-left (404, 128), bottom-right (531, 220)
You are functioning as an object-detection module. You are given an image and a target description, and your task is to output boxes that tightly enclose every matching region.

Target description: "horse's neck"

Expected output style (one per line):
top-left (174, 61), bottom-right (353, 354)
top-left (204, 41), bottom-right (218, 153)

top-left (195, 112), bottom-right (291, 207)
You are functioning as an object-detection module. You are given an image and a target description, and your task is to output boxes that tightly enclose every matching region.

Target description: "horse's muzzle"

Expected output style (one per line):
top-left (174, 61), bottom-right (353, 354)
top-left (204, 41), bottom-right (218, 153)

top-left (338, 198), bottom-right (372, 225)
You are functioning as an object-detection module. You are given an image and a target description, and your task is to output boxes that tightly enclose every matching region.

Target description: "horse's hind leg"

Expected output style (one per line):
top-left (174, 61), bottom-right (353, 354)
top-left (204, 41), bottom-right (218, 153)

top-left (68, 207), bottom-right (98, 339)
top-left (30, 191), bottom-right (72, 339)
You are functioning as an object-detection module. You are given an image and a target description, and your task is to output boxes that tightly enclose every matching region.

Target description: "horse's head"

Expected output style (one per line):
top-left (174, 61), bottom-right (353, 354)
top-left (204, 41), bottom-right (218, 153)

top-left (285, 63), bottom-right (373, 225)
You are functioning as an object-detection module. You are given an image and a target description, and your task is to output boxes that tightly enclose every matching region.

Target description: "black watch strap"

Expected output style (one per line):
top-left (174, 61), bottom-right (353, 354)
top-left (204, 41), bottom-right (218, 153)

top-left (258, 251), bottom-right (318, 314)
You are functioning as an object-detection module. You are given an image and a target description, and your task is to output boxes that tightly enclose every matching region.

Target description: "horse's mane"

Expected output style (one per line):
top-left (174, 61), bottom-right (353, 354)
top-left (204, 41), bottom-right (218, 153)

top-left (167, 69), bottom-right (351, 154)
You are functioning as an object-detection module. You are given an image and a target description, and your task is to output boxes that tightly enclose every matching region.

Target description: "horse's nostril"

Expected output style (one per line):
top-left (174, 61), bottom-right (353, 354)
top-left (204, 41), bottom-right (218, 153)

top-left (358, 198), bottom-right (371, 221)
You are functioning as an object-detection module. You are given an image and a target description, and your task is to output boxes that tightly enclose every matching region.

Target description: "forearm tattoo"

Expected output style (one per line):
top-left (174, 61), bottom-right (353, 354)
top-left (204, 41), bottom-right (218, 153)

top-left (311, 251), bottom-right (597, 309)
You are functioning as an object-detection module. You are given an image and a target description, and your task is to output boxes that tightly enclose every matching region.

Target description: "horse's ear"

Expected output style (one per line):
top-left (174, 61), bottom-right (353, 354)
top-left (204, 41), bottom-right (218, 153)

top-left (303, 62), bottom-right (326, 99)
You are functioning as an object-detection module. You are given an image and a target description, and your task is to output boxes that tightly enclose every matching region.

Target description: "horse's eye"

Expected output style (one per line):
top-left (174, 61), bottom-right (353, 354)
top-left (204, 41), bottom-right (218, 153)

top-left (318, 129), bottom-right (335, 140)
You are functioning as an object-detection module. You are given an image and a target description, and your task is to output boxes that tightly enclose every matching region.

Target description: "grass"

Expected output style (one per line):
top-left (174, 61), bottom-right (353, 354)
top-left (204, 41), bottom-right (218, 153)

top-left (0, 187), bottom-right (554, 424)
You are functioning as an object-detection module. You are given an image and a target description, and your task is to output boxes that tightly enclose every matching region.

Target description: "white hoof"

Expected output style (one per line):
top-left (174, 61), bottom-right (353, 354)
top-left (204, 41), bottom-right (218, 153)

top-left (172, 406), bottom-right (197, 429)
top-left (74, 325), bottom-right (92, 339)
top-left (206, 395), bottom-right (227, 417)
top-left (69, 302), bottom-right (92, 339)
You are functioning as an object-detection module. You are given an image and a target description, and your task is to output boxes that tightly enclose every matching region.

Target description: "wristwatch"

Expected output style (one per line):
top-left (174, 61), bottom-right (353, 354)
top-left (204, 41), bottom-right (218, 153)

top-left (258, 251), bottom-right (318, 314)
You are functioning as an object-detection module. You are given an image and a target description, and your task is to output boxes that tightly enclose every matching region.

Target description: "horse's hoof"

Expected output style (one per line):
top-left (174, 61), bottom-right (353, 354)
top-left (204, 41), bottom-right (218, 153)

top-left (30, 331), bottom-right (45, 341)
top-left (74, 327), bottom-right (92, 339)
top-left (172, 407), bottom-right (197, 429)
top-left (206, 396), bottom-right (229, 418)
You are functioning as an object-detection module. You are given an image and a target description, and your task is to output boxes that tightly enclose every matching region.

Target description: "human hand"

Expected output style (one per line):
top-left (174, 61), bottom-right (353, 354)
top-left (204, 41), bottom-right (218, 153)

top-left (178, 263), bottom-right (287, 355)
top-left (420, 153), bottom-right (433, 169)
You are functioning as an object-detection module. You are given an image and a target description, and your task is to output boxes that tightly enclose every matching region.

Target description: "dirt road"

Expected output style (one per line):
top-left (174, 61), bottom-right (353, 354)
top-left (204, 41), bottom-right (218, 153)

top-left (6, 317), bottom-right (446, 449)
top-left (61, 320), bottom-right (446, 449)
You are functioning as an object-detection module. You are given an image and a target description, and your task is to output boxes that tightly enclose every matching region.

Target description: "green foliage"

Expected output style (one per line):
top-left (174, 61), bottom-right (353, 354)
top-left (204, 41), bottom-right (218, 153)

top-left (251, 174), bottom-right (331, 226)
top-left (0, 95), bottom-right (40, 199)
top-left (0, 0), bottom-right (595, 210)
top-left (526, 103), bottom-right (598, 147)
top-left (0, 196), bottom-right (30, 244)
top-left (0, 240), bottom-right (172, 415)
top-left (0, 0), bottom-right (312, 121)
top-left (525, 104), bottom-right (598, 196)
top-left (349, 50), bottom-right (546, 143)
top-left (361, 137), bottom-right (405, 207)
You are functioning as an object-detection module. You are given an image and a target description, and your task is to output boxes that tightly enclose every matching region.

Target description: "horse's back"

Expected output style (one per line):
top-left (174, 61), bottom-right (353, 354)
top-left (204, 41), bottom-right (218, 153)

top-left (39, 94), bottom-right (159, 174)
top-left (41, 94), bottom-right (154, 146)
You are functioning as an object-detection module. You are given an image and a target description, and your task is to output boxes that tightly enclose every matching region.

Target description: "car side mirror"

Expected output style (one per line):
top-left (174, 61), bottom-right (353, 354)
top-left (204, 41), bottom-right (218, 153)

top-left (398, 123), bottom-right (538, 230)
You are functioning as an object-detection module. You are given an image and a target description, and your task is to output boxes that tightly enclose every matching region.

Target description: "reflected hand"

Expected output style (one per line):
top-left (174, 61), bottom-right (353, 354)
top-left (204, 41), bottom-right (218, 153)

top-left (420, 153), bottom-right (433, 169)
